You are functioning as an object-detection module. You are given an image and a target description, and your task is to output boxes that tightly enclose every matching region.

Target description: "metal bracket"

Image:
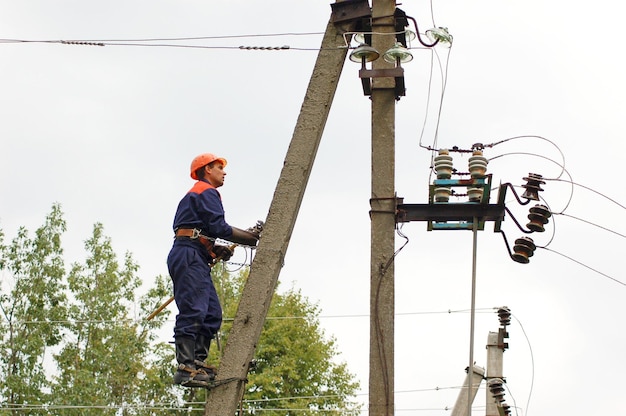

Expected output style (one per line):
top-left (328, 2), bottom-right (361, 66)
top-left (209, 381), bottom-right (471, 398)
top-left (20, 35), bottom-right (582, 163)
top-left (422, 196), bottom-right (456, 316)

top-left (358, 67), bottom-right (406, 98)
top-left (330, 0), bottom-right (371, 24)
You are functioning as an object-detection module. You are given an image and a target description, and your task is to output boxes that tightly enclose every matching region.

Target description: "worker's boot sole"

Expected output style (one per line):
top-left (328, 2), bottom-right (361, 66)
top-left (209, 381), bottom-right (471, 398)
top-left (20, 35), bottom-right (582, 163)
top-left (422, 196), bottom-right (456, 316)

top-left (173, 365), bottom-right (211, 388)
top-left (194, 360), bottom-right (217, 381)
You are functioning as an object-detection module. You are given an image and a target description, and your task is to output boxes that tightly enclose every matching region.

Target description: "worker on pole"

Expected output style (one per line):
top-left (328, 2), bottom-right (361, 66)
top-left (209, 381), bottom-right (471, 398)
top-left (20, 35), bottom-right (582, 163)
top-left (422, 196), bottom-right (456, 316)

top-left (167, 153), bottom-right (260, 388)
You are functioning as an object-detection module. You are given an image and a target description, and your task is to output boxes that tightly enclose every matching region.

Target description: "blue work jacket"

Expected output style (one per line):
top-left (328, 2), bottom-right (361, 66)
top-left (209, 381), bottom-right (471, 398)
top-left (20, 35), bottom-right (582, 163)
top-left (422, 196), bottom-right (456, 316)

top-left (172, 180), bottom-right (233, 240)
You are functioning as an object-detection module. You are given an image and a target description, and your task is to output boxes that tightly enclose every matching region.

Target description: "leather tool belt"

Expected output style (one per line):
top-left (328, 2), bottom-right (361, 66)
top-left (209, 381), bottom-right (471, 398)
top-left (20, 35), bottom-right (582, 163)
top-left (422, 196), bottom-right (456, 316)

top-left (174, 228), bottom-right (215, 252)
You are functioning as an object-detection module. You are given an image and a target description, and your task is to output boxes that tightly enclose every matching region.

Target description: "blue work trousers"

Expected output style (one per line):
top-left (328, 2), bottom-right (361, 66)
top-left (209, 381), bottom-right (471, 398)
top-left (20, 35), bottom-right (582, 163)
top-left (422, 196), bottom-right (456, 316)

top-left (167, 240), bottom-right (222, 340)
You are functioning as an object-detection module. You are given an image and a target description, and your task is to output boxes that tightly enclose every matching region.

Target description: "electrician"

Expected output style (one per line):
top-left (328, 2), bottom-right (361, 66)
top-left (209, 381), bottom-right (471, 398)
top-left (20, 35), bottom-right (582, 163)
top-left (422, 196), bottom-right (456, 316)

top-left (167, 153), bottom-right (260, 387)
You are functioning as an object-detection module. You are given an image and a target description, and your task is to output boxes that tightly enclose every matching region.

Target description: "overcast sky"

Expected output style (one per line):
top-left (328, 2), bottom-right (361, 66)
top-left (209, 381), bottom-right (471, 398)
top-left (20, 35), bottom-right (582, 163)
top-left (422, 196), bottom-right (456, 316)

top-left (1, 1), bottom-right (625, 415)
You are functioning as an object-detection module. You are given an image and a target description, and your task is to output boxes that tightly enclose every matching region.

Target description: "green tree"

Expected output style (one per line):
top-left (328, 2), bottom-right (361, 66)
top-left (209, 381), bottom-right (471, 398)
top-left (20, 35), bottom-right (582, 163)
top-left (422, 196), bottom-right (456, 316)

top-left (1, 208), bottom-right (360, 414)
top-left (211, 264), bottom-right (362, 415)
top-left (50, 223), bottom-right (178, 415)
top-left (0, 204), bottom-right (68, 414)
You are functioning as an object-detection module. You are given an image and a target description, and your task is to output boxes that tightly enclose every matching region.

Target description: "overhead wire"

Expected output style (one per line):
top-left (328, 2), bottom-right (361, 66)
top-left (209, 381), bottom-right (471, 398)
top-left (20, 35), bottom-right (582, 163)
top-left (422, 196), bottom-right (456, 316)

top-left (0, 33), bottom-right (334, 52)
top-left (556, 212), bottom-right (625, 239)
top-left (2, 307), bottom-right (497, 326)
top-left (417, 43), bottom-right (453, 186)
top-left (487, 136), bottom-right (573, 214)
top-left (0, 307), bottom-right (524, 413)
top-left (401, 0), bottom-right (454, 186)
top-left (498, 183), bottom-right (624, 286)
top-left (0, 384), bottom-right (464, 412)
top-left (486, 135), bottom-right (566, 179)
top-left (0, 32), bottom-right (324, 43)
top-left (486, 136), bottom-right (625, 283)
top-left (510, 312), bottom-right (534, 416)
top-left (545, 177), bottom-right (626, 211)
top-left (487, 141), bottom-right (625, 284)
top-left (78, 32), bottom-right (326, 42)
top-left (539, 246), bottom-right (626, 287)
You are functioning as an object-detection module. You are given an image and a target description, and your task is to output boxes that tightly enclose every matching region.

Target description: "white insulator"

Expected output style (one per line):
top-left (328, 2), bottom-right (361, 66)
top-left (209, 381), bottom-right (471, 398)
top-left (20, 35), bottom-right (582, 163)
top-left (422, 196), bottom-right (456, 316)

top-left (467, 186), bottom-right (483, 202)
top-left (434, 149), bottom-right (454, 179)
top-left (434, 187), bottom-right (451, 202)
top-left (468, 150), bottom-right (488, 178)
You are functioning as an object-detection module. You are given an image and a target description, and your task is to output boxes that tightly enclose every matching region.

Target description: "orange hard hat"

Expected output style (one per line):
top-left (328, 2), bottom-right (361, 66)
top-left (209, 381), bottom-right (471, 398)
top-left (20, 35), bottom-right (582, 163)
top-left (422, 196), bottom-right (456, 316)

top-left (190, 153), bottom-right (227, 180)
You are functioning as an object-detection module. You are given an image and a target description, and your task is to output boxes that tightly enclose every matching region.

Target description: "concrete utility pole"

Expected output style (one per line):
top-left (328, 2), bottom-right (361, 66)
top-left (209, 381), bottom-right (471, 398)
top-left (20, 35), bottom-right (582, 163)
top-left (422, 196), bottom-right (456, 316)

top-left (204, 5), bottom-right (358, 415)
top-left (368, 0), bottom-right (397, 415)
top-left (450, 365), bottom-right (485, 416)
top-left (485, 332), bottom-right (504, 416)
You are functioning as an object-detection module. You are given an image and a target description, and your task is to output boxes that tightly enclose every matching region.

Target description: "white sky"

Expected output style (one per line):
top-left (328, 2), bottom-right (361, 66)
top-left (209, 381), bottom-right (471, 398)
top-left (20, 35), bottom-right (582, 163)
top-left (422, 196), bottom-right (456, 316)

top-left (1, 1), bottom-right (625, 415)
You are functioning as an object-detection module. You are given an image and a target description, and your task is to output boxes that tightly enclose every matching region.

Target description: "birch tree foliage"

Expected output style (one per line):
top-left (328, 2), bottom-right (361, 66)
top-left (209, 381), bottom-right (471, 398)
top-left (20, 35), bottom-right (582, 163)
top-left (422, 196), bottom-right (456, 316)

top-left (0, 206), bottom-right (361, 415)
top-left (51, 222), bottom-right (177, 415)
top-left (0, 203), bottom-right (68, 413)
top-left (211, 264), bottom-right (362, 415)
top-left (0, 205), bottom-right (177, 415)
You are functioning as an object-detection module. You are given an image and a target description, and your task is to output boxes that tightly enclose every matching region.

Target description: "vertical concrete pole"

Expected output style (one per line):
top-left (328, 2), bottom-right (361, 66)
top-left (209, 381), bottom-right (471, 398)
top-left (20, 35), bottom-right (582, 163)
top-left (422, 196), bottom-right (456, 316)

top-left (204, 9), bottom-right (355, 416)
top-left (486, 331), bottom-right (504, 416)
top-left (368, 0), bottom-right (397, 415)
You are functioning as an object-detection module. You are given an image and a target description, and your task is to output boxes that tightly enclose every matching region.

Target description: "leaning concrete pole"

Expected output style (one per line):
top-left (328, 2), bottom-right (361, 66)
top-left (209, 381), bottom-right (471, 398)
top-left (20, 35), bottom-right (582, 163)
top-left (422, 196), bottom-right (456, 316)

top-left (204, 7), bottom-right (356, 415)
top-left (368, 0), bottom-right (397, 415)
top-left (450, 365), bottom-right (485, 416)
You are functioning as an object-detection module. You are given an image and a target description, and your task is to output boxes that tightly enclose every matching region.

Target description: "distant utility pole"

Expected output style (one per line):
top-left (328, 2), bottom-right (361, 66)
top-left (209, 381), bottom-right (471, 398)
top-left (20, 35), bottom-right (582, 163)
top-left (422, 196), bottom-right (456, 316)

top-left (368, 0), bottom-right (397, 414)
top-left (485, 331), bottom-right (504, 416)
top-left (450, 365), bottom-right (485, 416)
top-left (486, 307), bottom-right (511, 416)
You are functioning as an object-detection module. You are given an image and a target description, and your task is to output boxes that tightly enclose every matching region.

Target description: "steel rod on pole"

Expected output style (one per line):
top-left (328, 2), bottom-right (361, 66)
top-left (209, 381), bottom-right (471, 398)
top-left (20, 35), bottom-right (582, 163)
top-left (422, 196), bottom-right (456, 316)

top-left (468, 217), bottom-right (479, 416)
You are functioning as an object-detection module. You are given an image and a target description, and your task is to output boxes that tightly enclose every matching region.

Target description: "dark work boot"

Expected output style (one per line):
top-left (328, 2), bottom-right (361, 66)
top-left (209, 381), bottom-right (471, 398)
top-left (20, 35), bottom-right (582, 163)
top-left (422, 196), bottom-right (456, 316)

top-left (194, 334), bottom-right (217, 380)
top-left (173, 337), bottom-right (211, 388)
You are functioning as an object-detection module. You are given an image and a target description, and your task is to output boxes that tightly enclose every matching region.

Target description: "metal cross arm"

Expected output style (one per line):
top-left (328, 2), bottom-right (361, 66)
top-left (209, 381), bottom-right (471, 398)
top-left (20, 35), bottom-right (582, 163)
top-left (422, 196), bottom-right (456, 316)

top-left (395, 179), bottom-right (508, 231)
top-left (395, 201), bottom-right (506, 229)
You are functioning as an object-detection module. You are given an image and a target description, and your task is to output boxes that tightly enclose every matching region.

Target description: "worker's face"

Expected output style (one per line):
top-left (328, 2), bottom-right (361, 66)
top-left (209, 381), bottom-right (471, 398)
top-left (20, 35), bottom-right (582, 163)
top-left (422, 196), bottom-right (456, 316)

top-left (205, 162), bottom-right (226, 188)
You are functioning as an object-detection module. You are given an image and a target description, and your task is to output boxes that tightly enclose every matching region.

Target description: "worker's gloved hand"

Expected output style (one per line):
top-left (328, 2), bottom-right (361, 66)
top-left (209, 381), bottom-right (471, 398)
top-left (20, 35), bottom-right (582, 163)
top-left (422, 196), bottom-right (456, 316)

top-left (231, 227), bottom-right (260, 246)
top-left (249, 229), bottom-right (261, 240)
top-left (213, 245), bottom-right (234, 261)
top-left (245, 222), bottom-right (262, 243)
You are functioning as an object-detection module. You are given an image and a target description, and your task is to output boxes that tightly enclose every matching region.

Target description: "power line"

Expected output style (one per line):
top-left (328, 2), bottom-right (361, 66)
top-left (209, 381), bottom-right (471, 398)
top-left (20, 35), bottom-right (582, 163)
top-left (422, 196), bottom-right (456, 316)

top-left (0, 32), bottom-right (324, 43)
top-left (556, 212), bottom-right (625, 239)
top-left (540, 246), bottom-right (626, 287)
top-left (83, 32), bottom-right (326, 42)
top-left (0, 37), bottom-right (321, 51)
top-left (0, 384), bottom-right (462, 412)
top-left (0, 307), bottom-right (496, 326)
top-left (546, 177), bottom-right (626, 211)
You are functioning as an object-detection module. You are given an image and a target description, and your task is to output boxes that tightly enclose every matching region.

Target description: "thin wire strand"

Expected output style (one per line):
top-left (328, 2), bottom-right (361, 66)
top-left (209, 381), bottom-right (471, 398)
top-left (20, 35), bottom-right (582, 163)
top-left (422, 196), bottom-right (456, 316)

top-left (539, 247), bottom-right (625, 287)
top-left (418, 49), bottom-right (437, 152)
top-left (510, 312), bottom-right (534, 416)
top-left (555, 212), bottom-right (626, 239)
top-left (545, 178), bottom-right (626, 211)
top-left (431, 45), bottom-right (452, 151)
top-left (84, 32), bottom-right (326, 42)
top-left (429, 0), bottom-right (437, 27)
top-left (489, 151), bottom-right (575, 214)
top-left (3, 308), bottom-right (495, 326)
top-left (419, 45), bottom-right (453, 185)
top-left (0, 32), bottom-right (324, 43)
top-left (486, 135), bottom-right (566, 179)
top-left (0, 37), bottom-right (334, 52)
